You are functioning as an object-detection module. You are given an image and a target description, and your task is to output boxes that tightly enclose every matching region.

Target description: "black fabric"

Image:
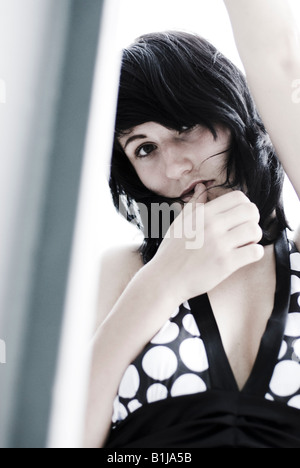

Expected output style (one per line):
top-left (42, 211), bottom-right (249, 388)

top-left (105, 391), bottom-right (300, 448)
top-left (189, 230), bottom-right (291, 396)
top-left (105, 231), bottom-right (299, 448)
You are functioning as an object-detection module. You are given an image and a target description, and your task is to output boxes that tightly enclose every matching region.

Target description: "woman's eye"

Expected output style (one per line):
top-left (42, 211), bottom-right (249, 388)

top-left (179, 125), bottom-right (196, 135)
top-left (136, 144), bottom-right (157, 158)
top-left (180, 126), bottom-right (189, 133)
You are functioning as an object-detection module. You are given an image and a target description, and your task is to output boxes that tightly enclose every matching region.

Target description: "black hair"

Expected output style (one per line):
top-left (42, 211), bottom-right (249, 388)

top-left (109, 31), bottom-right (289, 264)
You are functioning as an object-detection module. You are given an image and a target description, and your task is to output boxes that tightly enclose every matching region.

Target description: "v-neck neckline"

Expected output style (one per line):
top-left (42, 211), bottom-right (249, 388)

top-left (189, 231), bottom-right (291, 396)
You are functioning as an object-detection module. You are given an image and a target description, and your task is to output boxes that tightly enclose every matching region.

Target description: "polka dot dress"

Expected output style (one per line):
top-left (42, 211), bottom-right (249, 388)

top-left (111, 237), bottom-right (300, 429)
top-left (266, 241), bottom-right (300, 409)
top-left (112, 302), bottom-right (210, 427)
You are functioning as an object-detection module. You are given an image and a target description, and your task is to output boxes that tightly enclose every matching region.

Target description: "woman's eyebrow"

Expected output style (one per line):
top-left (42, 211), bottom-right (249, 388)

top-left (124, 134), bottom-right (147, 150)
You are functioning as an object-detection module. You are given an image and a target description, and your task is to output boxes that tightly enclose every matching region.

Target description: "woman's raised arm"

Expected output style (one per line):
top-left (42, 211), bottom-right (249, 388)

top-left (224, 0), bottom-right (300, 199)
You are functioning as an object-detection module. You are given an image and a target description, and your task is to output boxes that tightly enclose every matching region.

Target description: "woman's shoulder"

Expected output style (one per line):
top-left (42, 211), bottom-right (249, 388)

top-left (95, 243), bottom-right (144, 329)
top-left (101, 242), bottom-right (144, 278)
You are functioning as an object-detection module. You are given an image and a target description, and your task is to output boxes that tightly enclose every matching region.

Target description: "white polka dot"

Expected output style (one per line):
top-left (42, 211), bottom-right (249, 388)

top-left (265, 393), bottom-right (274, 401)
top-left (146, 383), bottom-right (168, 403)
top-left (170, 307), bottom-right (180, 318)
top-left (183, 301), bottom-right (191, 310)
top-left (142, 346), bottom-right (178, 380)
top-left (182, 314), bottom-right (200, 337)
top-left (278, 340), bottom-right (288, 359)
top-left (269, 360), bottom-right (300, 397)
top-left (151, 321), bottom-right (179, 344)
top-left (112, 397), bottom-right (128, 423)
top-left (290, 253), bottom-right (300, 272)
top-left (171, 374), bottom-right (207, 397)
top-left (284, 313), bottom-right (300, 337)
top-left (118, 365), bottom-right (140, 399)
top-left (291, 275), bottom-right (300, 295)
top-left (179, 338), bottom-right (209, 372)
top-left (288, 395), bottom-right (300, 410)
top-left (128, 399), bottom-right (142, 413)
top-left (293, 339), bottom-right (300, 359)
top-left (297, 295), bottom-right (300, 308)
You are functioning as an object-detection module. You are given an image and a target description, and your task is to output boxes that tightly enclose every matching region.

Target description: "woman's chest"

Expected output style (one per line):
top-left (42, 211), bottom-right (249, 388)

top-left (208, 244), bottom-right (276, 389)
top-left (112, 235), bottom-right (300, 430)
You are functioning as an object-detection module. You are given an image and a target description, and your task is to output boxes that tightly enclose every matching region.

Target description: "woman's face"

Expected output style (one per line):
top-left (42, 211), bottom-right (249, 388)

top-left (118, 122), bottom-right (233, 202)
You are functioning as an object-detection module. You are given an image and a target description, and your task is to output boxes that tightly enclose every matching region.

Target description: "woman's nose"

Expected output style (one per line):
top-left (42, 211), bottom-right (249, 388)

top-left (163, 147), bottom-right (194, 179)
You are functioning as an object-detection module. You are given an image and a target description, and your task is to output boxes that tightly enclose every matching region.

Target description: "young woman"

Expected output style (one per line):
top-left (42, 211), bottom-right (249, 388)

top-left (84, 0), bottom-right (300, 448)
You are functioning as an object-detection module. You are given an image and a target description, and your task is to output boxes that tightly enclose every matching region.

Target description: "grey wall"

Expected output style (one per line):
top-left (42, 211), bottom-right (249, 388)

top-left (0, 0), bottom-right (104, 448)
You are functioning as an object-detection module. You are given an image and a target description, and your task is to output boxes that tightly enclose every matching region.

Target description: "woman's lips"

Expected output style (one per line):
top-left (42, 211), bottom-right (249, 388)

top-left (181, 180), bottom-right (214, 201)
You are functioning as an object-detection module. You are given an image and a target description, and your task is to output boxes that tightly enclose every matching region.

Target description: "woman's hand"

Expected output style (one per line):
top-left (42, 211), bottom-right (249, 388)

top-left (152, 184), bottom-right (264, 303)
